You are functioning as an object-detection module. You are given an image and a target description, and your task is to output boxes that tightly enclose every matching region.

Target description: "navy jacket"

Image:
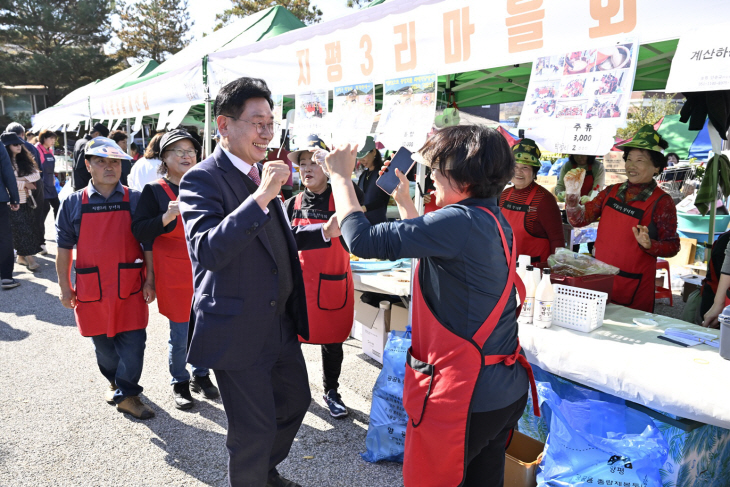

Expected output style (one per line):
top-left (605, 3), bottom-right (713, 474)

top-left (179, 147), bottom-right (329, 370)
top-left (0, 144), bottom-right (20, 204)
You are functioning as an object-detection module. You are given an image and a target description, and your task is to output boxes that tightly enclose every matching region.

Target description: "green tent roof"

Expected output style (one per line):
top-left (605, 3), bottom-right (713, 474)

top-left (441, 40), bottom-right (679, 108)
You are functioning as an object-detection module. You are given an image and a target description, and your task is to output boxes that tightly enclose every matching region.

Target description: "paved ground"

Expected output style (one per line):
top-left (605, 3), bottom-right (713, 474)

top-left (1, 217), bottom-right (689, 486)
top-left (0, 219), bottom-right (403, 486)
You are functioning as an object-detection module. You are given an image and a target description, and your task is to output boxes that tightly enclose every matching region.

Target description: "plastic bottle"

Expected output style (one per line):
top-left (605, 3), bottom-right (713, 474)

top-left (516, 262), bottom-right (527, 306)
top-left (531, 266), bottom-right (542, 291)
top-left (517, 255), bottom-right (532, 271)
top-left (518, 265), bottom-right (536, 325)
top-left (534, 269), bottom-right (555, 329)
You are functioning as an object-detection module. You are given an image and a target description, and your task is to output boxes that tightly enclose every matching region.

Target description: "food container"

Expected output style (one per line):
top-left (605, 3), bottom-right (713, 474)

top-left (549, 274), bottom-right (614, 304)
top-left (551, 284), bottom-right (608, 333)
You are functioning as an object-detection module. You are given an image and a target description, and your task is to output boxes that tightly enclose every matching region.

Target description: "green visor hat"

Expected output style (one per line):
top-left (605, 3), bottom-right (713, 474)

top-left (617, 124), bottom-right (666, 153)
top-left (512, 138), bottom-right (542, 167)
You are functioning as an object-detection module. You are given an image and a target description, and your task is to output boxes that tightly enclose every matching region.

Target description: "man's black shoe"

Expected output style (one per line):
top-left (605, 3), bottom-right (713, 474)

top-left (172, 381), bottom-right (194, 410)
top-left (191, 374), bottom-right (220, 399)
top-left (266, 473), bottom-right (302, 487)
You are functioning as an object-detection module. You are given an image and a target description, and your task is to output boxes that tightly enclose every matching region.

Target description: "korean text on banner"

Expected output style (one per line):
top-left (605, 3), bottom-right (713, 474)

top-left (518, 38), bottom-right (639, 155)
top-left (377, 74), bottom-right (437, 151)
top-left (330, 82), bottom-right (375, 148)
top-left (293, 89), bottom-right (329, 148)
top-left (665, 23), bottom-right (730, 93)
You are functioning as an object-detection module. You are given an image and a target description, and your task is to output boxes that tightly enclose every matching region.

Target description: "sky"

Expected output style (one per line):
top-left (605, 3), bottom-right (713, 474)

top-left (187, 0), bottom-right (354, 40)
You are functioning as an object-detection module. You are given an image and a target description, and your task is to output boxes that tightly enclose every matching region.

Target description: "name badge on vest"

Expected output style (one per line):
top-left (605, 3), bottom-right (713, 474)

top-left (292, 209), bottom-right (333, 221)
top-left (81, 201), bottom-right (131, 214)
top-left (606, 198), bottom-right (644, 221)
top-left (503, 201), bottom-right (531, 213)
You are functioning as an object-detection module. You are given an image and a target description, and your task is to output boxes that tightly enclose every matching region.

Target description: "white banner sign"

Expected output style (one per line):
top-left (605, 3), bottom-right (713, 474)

top-left (89, 61), bottom-right (204, 121)
top-left (665, 23), bottom-right (730, 93)
top-left (207, 0), bottom-right (730, 97)
top-left (519, 38), bottom-right (639, 155)
top-left (378, 74), bottom-right (437, 151)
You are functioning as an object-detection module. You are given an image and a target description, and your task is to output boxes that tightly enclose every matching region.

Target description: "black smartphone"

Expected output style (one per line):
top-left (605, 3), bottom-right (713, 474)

top-left (376, 146), bottom-right (415, 195)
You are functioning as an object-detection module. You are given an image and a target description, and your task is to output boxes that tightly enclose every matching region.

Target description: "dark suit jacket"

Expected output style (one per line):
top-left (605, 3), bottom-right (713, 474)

top-left (178, 147), bottom-right (329, 370)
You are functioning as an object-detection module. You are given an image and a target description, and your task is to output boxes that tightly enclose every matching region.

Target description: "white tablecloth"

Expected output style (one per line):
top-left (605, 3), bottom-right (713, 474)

top-left (520, 304), bottom-right (730, 429)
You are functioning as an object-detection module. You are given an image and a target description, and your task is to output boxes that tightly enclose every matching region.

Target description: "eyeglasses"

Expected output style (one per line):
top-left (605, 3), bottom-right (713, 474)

top-left (223, 116), bottom-right (280, 135)
top-left (166, 148), bottom-right (197, 158)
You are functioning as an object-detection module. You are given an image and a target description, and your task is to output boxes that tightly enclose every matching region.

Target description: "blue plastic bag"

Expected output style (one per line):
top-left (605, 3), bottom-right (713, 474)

top-left (548, 157), bottom-right (569, 176)
top-left (537, 161), bottom-right (552, 176)
top-left (361, 327), bottom-right (411, 463)
top-left (537, 381), bottom-right (669, 487)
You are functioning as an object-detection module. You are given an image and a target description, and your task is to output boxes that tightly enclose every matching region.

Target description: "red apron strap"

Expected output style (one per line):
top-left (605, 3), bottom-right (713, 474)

top-left (484, 339), bottom-right (540, 416)
top-left (158, 179), bottom-right (177, 201)
top-left (294, 191), bottom-right (304, 211)
top-left (472, 207), bottom-right (519, 346)
top-left (524, 183), bottom-right (539, 206)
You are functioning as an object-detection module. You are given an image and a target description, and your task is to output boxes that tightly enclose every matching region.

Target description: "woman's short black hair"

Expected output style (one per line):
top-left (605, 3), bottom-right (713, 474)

top-left (419, 125), bottom-right (514, 199)
top-left (214, 77), bottom-right (273, 119)
top-left (371, 150), bottom-right (383, 172)
top-left (109, 130), bottom-right (128, 143)
top-left (531, 165), bottom-right (540, 179)
top-left (666, 152), bottom-right (680, 161)
top-left (623, 148), bottom-right (668, 174)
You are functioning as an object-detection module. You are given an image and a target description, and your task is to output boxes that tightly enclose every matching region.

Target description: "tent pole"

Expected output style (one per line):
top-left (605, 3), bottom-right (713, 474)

top-left (126, 118), bottom-right (131, 155)
top-left (707, 122), bottom-right (723, 249)
top-left (203, 55), bottom-right (212, 158)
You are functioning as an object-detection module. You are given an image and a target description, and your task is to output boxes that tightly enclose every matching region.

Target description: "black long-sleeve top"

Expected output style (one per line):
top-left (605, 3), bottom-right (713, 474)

top-left (357, 168), bottom-right (391, 225)
top-left (131, 178), bottom-right (177, 248)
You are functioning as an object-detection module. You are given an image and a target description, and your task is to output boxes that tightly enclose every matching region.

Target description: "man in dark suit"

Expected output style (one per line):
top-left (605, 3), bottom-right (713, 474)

top-left (178, 77), bottom-right (340, 487)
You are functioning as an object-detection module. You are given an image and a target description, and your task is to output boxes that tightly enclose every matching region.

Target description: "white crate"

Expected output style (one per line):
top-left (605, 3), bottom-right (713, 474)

top-left (551, 284), bottom-right (607, 333)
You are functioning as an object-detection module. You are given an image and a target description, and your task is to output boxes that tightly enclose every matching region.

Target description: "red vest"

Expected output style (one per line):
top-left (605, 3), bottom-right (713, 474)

top-left (500, 183), bottom-right (551, 264)
top-left (73, 186), bottom-right (148, 337)
top-left (402, 206), bottom-right (539, 487)
top-left (152, 179), bottom-right (194, 323)
top-left (292, 191), bottom-right (354, 344)
top-left (594, 184), bottom-right (666, 312)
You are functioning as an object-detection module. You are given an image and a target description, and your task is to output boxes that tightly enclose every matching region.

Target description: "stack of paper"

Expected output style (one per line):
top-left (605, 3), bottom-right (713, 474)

top-left (665, 328), bottom-right (720, 348)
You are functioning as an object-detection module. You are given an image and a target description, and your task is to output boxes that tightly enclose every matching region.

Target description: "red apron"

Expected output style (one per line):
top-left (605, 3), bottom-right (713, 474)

top-left (74, 186), bottom-right (148, 337)
top-left (152, 179), bottom-right (194, 323)
top-left (292, 191), bottom-right (354, 344)
top-left (501, 184), bottom-right (551, 264)
top-left (594, 184), bottom-right (666, 312)
top-left (402, 206), bottom-right (539, 487)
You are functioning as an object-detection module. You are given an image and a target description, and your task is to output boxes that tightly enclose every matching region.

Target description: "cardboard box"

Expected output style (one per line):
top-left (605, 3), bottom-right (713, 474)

top-left (665, 237), bottom-right (697, 267)
top-left (504, 431), bottom-right (545, 487)
top-left (536, 175), bottom-right (557, 196)
top-left (389, 303), bottom-right (410, 332)
top-left (352, 291), bottom-right (392, 363)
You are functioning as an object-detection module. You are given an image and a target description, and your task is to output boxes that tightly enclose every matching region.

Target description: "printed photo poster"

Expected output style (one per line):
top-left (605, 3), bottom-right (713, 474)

top-left (519, 39), bottom-right (639, 155)
top-left (330, 82), bottom-right (375, 149)
top-left (377, 74), bottom-right (437, 151)
top-left (293, 89), bottom-right (329, 149)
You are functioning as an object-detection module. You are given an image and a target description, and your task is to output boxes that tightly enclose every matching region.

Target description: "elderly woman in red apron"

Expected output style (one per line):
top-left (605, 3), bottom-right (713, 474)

top-left (284, 135), bottom-right (365, 419)
top-left (566, 125), bottom-right (680, 312)
top-left (132, 129), bottom-right (219, 410)
top-left (499, 139), bottom-right (564, 264)
top-left (325, 126), bottom-right (539, 487)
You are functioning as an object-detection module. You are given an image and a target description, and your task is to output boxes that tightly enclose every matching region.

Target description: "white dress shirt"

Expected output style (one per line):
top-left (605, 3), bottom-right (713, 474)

top-left (221, 147), bottom-right (329, 241)
top-left (128, 157), bottom-right (162, 192)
